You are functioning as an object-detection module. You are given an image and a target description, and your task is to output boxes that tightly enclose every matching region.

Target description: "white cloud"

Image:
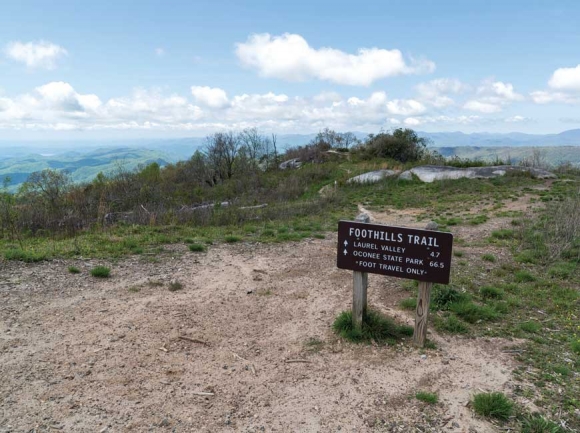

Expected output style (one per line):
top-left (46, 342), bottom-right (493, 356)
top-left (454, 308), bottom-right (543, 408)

top-left (155, 48), bottom-right (165, 57)
top-left (463, 80), bottom-right (523, 113)
top-left (548, 64), bottom-right (580, 91)
top-left (4, 40), bottom-right (68, 69)
top-left (530, 90), bottom-right (579, 104)
top-left (463, 100), bottom-right (502, 113)
top-left (505, 115), bottom-right (532, 123)
top-left (386, 99), bottom-right (426, 116)
top-left (415, 78), bottom-right (466, 107)
top-left (235, 33), bottom-right (435, 86)
top-left (0, 81), bottom-right (531, 134)
top-left (191, 86), bottom-right (230, 108)
top-left (478, 81), bottom-right (523, 101)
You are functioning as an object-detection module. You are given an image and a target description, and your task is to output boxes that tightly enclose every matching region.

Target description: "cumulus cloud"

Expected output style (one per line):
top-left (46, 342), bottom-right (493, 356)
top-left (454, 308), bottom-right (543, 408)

top-left (235, 33), bottom-right (435, 86)
top-left (463, 100), bottom-right (502, 113)
top-left (548, 64), bottom-right (580, 91)
top-left (191, 86), bottom-right (230, 108)
top-left (415, 78), bottom-right (466, 107)
top-left (4, 40), bottom-right (68, 69)
top-left (463, 80), bottom-right (523, 113)
top-left (0, 81), bottom-right (530, 134)
top-left (530, 90), bottom-right (579, 104)
top-left (386, 99), bottom-right (426, 116)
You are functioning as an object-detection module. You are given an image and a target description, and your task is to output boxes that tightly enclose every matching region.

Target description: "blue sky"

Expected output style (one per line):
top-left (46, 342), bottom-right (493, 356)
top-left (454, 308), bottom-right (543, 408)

top-left (1, 0), bottom-right (580, 140)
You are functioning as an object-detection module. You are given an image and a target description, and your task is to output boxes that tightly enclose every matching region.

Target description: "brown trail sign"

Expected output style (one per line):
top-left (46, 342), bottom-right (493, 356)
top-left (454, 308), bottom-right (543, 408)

top-left (336, 217), bottom-right (453, 347)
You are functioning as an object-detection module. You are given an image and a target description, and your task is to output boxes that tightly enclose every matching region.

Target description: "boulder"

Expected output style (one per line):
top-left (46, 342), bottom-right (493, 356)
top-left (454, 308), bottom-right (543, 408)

top-left (347, 169), bottom-right (398, 184)
top-left (398, 165), bottom-right (556, 183)
top-left (279, 158), bottom-right (302, 170)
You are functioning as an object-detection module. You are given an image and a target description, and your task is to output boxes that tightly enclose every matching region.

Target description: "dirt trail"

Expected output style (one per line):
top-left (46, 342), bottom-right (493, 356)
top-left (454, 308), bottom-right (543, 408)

top-left (0, 235), bottom-right (522, 432)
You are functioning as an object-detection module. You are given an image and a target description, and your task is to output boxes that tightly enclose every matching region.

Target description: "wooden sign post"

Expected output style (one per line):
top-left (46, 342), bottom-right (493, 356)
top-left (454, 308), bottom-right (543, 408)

top-left (337, 217), bottom-right (452, 347)
top-left (352, 213), bottom-right (370, 330)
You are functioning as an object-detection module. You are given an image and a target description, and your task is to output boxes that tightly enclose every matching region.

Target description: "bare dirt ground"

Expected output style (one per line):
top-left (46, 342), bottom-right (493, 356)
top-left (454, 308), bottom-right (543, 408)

top-left (0, 207), bottom-right (530, 432)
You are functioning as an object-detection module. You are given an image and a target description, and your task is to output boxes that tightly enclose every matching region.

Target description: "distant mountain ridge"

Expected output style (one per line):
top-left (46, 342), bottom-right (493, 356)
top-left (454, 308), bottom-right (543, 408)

top-left (1, 129), bottom-right (579, 191)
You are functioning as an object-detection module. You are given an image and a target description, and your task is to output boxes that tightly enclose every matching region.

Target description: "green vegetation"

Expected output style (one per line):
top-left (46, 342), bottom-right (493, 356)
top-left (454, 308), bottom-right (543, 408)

top-left (415, 391), bottom-right (438, 404)
top-left (333, 309), bottom-right (413, 344)
top-left (482, 253), bottom-right (496, 262)
top-left (521, 414), bottom-right (564, 433)
top-left (472, 392), bottom-right (514, 421)
top-left (68, 266), bottom-right (80, 274)
top-left (188, 243), bottom-right (206, 252)
top-left (90, 266), bottom-right (110, 278)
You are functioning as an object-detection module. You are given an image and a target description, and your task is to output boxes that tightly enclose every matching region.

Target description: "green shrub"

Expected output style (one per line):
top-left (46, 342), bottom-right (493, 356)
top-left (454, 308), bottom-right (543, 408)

top-left (188, 243), bottom-right (206, 252)
top-left (332, 309), bottom-right (413, 344)
top-left (571, 339), bottom-right (580, 355)
top-left (68, 266), bottom-right (81, 274)
top-left (472, 392), bottom-right (513, 421)
top-left (415, 391), bottom-right (438, 404)
top-left (90, 266), bottom-right (110, 278)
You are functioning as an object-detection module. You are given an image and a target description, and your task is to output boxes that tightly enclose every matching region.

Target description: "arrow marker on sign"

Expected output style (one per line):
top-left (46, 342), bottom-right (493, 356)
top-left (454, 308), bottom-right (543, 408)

top-left (343, 249), bottom-right (348, 256)
top-left (344, 240), bottom-right (348, 247)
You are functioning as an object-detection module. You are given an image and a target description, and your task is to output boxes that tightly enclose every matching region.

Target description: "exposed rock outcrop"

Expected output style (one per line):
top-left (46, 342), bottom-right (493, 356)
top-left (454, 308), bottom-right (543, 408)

top-left (398, 165), bottom-right (556, 183)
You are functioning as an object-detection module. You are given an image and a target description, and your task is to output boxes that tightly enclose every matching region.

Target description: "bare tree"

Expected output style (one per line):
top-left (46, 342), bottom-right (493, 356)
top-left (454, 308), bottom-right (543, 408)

top-left (204, 131), bottom-right (241, 181)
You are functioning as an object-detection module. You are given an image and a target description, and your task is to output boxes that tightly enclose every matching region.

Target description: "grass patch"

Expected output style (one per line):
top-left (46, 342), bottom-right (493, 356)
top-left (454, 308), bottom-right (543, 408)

top-left (519, 321), bottom-right (541, 333)
top-left (450, 301), bottom-right (499, 323)
top-left (333, 309), bottom-right (413, 344)
top-left (188, 243), bottom-right (206, 252)
top-left (491, 229), bottom-right (515, 240)
top-left (547, 262), bottom-right (576, 279)
top-left (434, 314), bottom-right (469, 334)
top-left (168, 280), bottom-right (183, 291)
top-left (482, 253), bottom-right (496, 262)
top-left (399, 297), bottom-right (417, 310)
top-left (128, 286), bottom-right (140, 293)
top-left (4, 248), bottom-right (46, 262)
top-left (571, 339), bottom-right (580, 355)
top-left (479, 285), bottom-right (504, 300)
top-left (521, 414), bottom-right (564, 433)
top-left (90, 266), bottom-right (110, 278)
top-left (515, 270), bottom-right (536, 282)
top-left (431, 285), bottom-right (468, 311)
top-left (415, 391), bottom-right (438, 404)
top-left (453, 250), bottom-right (464, 257)
top-left (68, 266), bottom-right (80, 274)
top-left (472, 392), bottom-right (513, 421)
top-left (224, 235), bottom-right (241, 243)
